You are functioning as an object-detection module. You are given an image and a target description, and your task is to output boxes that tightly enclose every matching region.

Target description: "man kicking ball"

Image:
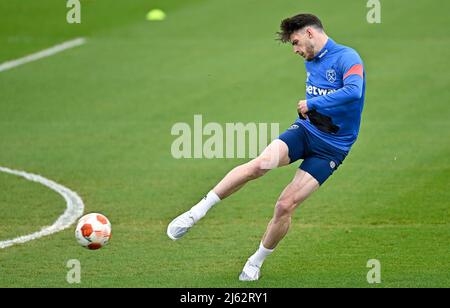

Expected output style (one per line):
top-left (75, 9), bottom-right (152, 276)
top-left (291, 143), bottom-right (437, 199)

top-left (167, 13), bottom-right (366, 281)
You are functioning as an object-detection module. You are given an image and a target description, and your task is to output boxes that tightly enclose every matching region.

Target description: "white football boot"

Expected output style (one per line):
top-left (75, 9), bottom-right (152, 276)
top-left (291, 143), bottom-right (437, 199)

top-left (167, 210), bottom-right (196, 240)
top-left (239, 259), bottom-right (261, 281)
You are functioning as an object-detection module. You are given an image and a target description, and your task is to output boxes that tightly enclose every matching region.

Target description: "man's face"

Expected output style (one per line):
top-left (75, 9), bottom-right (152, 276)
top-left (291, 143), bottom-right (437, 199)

top-left (290, 29), bottom-right (315, 61)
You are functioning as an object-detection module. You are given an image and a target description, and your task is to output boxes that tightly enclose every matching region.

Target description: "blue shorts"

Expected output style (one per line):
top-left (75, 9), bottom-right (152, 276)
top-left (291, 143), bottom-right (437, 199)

top-left (278, 122), bottom-right (348, 185)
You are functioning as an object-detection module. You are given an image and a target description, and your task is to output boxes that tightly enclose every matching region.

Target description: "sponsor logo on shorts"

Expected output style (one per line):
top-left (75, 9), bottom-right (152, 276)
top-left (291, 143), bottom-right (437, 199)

top-left (330, 161), bottom-right (336, 169)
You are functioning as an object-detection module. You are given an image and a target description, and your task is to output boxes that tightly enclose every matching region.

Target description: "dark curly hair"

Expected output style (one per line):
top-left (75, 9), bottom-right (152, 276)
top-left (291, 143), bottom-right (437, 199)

top-left (277, 13), bottom-right (324, 43)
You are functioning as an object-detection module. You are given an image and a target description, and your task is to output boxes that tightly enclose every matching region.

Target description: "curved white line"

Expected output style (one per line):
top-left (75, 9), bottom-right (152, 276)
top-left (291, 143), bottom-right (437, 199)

top-left (0, 166), bottom-right (84, 249)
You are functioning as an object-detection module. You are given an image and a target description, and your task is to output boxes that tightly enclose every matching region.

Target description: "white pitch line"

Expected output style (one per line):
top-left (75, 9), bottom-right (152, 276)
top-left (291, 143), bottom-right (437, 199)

top-left (0, 37), bottom-right (86, 73)
top-left (0, 166), bottom-right (85, 249)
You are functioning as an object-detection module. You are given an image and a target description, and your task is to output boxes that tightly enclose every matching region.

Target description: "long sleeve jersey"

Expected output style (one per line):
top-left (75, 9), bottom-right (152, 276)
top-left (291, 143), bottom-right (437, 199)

top-left (300, 38), bottom-right (365, 152)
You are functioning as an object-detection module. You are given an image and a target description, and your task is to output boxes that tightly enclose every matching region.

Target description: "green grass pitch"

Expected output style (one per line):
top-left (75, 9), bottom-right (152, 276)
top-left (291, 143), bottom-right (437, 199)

top-left (0, 0), bottom-right (449, 287)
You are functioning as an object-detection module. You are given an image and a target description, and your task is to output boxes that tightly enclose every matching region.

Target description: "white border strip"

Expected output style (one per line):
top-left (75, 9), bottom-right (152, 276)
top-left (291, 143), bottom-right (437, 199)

top-left (0, 37), bottom-right (86, 73)
top-left (0, 166), bottom-right (85, 249)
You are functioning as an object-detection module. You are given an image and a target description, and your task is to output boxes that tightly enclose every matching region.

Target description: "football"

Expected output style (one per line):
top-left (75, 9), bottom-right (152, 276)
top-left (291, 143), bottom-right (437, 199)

top-left (75, 213), bottom-right (112, 250)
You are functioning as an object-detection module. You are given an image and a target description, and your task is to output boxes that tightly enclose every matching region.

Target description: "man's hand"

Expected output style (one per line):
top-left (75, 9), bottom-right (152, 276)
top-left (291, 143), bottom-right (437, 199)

top-left (297, 100), bottom-right (309, 119)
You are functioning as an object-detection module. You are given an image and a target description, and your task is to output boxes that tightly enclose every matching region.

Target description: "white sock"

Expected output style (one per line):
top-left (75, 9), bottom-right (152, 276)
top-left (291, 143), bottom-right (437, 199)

top-left (248, 243), bottom-right (274, 268)
top-left (190, 190), bottom-right (221, 222)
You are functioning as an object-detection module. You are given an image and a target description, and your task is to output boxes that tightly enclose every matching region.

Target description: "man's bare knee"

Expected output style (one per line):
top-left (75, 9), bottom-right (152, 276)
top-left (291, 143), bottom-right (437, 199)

top-left (274, 198), bottom-right (296, 220)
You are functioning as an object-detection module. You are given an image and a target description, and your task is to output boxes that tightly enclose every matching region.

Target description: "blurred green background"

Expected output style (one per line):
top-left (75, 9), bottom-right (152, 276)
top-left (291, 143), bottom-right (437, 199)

top-left (0, 0), bottom-right (449, 287)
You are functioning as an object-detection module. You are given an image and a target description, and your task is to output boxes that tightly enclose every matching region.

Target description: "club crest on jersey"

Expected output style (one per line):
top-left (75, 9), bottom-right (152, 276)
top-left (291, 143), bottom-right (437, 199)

top-left (326, 69), bottom-right (336, 83)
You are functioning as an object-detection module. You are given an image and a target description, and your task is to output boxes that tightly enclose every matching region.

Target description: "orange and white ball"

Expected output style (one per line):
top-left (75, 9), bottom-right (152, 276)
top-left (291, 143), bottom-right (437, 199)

top-left (75, 213), bottom-right (111, 250)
